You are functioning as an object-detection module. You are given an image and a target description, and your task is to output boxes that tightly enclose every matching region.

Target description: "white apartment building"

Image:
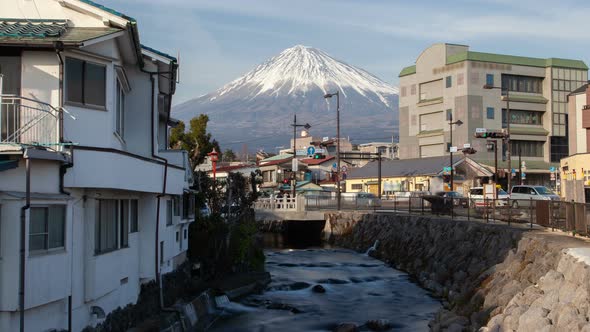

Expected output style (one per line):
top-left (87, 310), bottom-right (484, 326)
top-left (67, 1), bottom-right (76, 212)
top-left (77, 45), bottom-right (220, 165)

top-left (0, 1), bottom-right (194, 331)
top-left (398, 43), bottom-right (588, 185)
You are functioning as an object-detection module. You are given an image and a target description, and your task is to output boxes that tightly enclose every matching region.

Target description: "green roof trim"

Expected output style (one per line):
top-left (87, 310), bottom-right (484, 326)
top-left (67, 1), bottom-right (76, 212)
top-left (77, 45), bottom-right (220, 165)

top-left (502, 94), bottom-right (548, 104)
top-left (79, 0), bottom-right (136, 22)
top-left (142, 44), bottom-right (177, 62)
top-left (446, 51), bottom-right (588, 70)
top-left (509, 127), bottom-right (549, 136)
top-left (399, 65), bottom-right (416, 77)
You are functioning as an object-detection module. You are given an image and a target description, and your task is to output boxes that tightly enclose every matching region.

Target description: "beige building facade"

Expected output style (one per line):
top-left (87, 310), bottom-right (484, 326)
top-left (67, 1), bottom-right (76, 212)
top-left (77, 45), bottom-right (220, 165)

top-left (398, 44), bottom-right (588, 180)
top-left (567, 83), bottom-right (590, 154)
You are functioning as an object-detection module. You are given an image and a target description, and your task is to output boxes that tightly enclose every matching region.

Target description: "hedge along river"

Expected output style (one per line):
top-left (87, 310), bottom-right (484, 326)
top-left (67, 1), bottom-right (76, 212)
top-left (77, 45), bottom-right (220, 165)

top-left (209, 233), bottom-right (441, 331)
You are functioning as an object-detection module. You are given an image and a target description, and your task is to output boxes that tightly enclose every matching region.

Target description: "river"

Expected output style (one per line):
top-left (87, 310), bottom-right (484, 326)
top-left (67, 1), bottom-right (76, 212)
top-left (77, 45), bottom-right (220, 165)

top-left (209, 233), bottom-right (441, 331)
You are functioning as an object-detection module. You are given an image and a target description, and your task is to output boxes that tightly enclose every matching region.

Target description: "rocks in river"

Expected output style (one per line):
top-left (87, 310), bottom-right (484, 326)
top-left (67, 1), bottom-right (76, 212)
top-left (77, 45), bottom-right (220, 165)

top-left (266, 302), bottom-right (303, 314)
top-left (333, 322), bottom-right (359, 332)
top-left (365, 319), bottom-right (393, 331)
top-left (268, 281), bottom-right (311, 291)
top-left (317, 278), bottom-right (349, 284)
top-left (312, 284), bottom-right (326, 293)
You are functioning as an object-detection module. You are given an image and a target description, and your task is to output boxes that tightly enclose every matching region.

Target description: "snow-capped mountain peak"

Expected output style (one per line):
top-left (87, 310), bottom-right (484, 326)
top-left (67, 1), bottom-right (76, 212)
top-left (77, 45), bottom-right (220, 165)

top-left (173, 45), bottom-right (399, 151)
top-left (215, 45), bottom-right (398, 105)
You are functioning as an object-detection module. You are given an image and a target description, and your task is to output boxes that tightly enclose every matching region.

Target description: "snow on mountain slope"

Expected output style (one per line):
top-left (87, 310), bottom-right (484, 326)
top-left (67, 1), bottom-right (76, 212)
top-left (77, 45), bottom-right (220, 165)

top-left (174, 45), bottom-right (399, 151)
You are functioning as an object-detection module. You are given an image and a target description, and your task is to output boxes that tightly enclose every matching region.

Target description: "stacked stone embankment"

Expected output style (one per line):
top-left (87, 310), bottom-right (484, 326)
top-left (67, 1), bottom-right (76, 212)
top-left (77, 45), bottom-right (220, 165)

top-left (325, 212), bottom-right (590, 331)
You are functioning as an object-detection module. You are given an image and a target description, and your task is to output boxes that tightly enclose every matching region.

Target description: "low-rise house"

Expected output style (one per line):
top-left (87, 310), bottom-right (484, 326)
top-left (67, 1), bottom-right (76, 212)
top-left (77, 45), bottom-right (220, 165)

top-left (560, 154), bottom-right (590, 203)
top-left (300, 155), bottom-right (336, 183)
top-left (0, 1), bottom-right (194, 331)
top-left (345, 156), bottom-right (492, 196)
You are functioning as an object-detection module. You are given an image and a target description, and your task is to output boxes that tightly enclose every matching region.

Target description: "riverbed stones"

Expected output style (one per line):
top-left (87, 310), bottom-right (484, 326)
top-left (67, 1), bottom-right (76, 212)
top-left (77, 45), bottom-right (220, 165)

top-left (365, 319), bottom-right (392, 331)
top-left (333, 322), bottom-right (359, 332)
top-left (312, 284), bottom-right (326, 293)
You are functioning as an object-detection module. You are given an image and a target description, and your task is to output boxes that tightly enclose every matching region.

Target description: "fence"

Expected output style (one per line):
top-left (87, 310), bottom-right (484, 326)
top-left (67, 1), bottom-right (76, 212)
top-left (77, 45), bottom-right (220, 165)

top-left (1, 94), bottom-right (63, 146)
top-left (254, 196), bottom-right (298, 211)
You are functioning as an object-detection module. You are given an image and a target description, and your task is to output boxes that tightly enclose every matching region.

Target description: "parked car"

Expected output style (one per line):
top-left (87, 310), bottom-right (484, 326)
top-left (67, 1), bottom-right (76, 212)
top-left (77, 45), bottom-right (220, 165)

top-left (509, 185), bottom-right (560, 208)
top-left (468, 187), bottom-right (509, 207)
top-left (435, 191), bottom-right (467, 207)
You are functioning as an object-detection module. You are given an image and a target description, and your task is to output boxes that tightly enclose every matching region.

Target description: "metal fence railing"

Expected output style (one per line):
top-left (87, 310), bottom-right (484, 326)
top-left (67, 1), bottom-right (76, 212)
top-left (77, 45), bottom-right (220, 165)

top-left (1, 94), bottom-right (63, 146)
top-left (298, 194), bottom-right (590, 236)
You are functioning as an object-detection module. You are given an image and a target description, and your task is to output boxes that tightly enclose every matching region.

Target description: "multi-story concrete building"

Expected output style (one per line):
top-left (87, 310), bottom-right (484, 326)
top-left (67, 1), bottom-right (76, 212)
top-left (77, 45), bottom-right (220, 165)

top-left (0, 1), bottom-right (194, 331)
top-left (398, 43), bottom-right (588, 185)
top-left (567, 83), bottom-right (590, 154)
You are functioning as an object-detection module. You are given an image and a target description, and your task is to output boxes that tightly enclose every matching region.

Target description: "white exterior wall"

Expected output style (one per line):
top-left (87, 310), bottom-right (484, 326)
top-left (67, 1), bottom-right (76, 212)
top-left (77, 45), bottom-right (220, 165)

top-left (0, 2), bottom-right (193, 331)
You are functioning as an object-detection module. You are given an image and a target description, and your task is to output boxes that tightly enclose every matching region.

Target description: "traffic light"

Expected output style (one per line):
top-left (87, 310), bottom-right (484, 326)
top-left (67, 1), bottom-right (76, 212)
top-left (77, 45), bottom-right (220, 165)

top-left (283, 178), bottom-right (289, 184)
top-left (474, 128), bottom-right (506, 139)
top-left (313, 153), bottom-right (325, 159)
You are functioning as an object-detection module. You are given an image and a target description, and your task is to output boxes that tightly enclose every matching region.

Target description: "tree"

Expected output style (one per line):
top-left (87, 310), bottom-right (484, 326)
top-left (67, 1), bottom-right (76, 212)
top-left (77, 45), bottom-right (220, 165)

top-left (223, 149), bottom-right (237, 162)
top-left (168, 114), bottom-right (220, 165)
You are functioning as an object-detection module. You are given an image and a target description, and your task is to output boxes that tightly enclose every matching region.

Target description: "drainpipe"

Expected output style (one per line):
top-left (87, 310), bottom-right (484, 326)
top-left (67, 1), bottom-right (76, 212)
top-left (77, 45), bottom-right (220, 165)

top-left (19, 156), bottom-right (31, 332)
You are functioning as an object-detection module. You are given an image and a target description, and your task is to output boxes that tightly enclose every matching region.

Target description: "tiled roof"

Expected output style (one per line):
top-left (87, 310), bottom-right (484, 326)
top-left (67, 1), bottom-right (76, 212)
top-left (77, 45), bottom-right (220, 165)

top-left (0, 19), bottom-right (68, 38)
top-left (0, 19), bottom-right (122, 46)
top-left (347, 156), bottom-right (464, 179)
top-left (260, 154), bottom-right (293, 162)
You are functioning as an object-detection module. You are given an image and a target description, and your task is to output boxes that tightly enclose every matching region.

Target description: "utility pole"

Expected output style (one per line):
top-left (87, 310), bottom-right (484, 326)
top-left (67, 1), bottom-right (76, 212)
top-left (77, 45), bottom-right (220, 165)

top-left (448, 115), bottom-right (463, 191)
top-left (518, 145), bottom-right (523, 185)
top-left (290, 114), bottom-right (311, 198)
top-left (324, 91), bottom-right (341, 210)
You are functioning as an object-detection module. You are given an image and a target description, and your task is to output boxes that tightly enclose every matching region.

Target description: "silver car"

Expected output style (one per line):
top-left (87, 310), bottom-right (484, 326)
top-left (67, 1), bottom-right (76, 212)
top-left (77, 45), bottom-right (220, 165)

top-left (509, 185), bottom-right (560, 208)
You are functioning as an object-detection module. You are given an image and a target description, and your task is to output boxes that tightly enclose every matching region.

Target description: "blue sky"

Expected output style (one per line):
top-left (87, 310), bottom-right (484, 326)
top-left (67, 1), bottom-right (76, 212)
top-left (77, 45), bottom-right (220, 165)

top-left (100, 0), bottom-right (590, 105)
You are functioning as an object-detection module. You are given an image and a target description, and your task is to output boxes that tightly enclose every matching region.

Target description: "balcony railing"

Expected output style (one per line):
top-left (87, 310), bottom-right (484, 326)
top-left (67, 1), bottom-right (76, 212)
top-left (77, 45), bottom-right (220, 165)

top-left (0, 95), bottom-right (63, 147)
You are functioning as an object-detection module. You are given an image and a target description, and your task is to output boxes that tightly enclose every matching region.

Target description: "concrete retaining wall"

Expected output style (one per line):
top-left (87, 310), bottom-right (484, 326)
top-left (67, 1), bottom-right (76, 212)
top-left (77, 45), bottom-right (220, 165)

top-left (325, 212), bottom-right (590, 331)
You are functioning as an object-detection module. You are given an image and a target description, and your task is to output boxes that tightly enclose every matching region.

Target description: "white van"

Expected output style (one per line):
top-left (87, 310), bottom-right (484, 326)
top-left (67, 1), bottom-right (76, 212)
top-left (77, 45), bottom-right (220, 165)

top-left (509, 185), bottom-right (560, 207)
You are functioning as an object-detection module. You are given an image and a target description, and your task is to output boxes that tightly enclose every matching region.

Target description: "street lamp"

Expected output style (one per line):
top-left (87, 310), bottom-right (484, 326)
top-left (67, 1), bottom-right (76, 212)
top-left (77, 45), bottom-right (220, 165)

top-left (324, 91), bottom-right (341, 210)
top-left (448, 116), bottom-right (463, 191)
top-left (291, 114), bottom-right (311, 197)
top-left (483, 83), bottom-right (511, 192)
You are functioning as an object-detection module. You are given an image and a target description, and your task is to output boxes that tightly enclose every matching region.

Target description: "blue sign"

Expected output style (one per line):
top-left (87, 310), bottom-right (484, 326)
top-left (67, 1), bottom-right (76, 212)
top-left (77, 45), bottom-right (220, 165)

top-left (549, 166), bottom-right (556, 172)
top-left (332, 162), bottom-right (338, 169)
top-left (307, 146), bottom-right (316, 155)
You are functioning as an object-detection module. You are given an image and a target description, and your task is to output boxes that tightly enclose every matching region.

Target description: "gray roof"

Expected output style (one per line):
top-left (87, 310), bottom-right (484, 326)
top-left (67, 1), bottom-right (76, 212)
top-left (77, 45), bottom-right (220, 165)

top-left (347, 156), bottom-right (463, 179)
top-left (569, 82), bottom-right (589, 96)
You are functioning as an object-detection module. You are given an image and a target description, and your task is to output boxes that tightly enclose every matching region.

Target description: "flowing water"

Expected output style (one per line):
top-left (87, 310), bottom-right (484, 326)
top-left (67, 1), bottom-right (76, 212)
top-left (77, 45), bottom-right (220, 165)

top-left (210, 233), bottom-right (441, 331)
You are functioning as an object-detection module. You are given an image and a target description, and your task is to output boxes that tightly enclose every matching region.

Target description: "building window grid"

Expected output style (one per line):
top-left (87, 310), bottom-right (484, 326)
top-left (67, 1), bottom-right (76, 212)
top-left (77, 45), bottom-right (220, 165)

top-left (501, 74), bottom-right (543, 94)
top-left (502, 109), bottom-right (542, 126)
top-left (446, 76), bottom-right (452, 88)
top-left (486, 74), bottom-right (494, 86)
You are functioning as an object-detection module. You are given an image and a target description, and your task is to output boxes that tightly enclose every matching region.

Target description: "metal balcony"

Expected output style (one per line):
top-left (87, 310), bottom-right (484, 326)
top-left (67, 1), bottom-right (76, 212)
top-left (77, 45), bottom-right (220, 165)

top-left (0, 95), bottom-right (63, 148)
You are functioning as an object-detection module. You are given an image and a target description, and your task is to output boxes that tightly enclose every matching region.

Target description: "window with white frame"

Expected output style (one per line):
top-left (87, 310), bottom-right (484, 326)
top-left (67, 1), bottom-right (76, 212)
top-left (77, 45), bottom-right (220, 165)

top-left (115, 79), bottom-right (125, 138)
top-left (95, 199), bottom-right (137, 254)
top-left (29, 205), bottom-right (66, 252)
top-left (65, 57), bottom-right (106, 107)
top-left (114, 66), bottom-right (130, 139)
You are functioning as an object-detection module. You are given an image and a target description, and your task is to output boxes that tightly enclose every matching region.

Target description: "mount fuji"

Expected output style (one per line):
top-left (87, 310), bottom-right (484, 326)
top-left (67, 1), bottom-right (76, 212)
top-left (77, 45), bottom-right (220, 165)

top-left (173, 45), bottom-right (399, 152)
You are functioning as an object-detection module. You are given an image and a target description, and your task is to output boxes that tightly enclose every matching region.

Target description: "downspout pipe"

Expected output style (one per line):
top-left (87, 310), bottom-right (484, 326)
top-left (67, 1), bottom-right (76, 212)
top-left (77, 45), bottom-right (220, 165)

top-left (55, 45), bottom-right (74, 197)
top-left (19, 156), bottom-right (31, 332)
